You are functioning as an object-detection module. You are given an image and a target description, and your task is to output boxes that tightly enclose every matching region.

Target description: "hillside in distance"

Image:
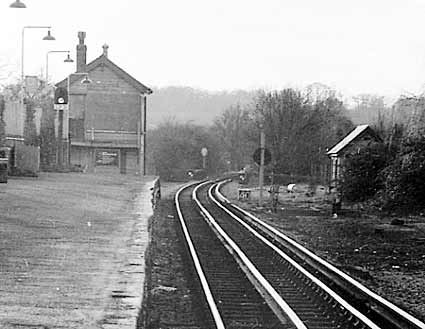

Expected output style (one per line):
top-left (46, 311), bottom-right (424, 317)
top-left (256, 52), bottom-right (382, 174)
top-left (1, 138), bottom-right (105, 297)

top-left (147, 86), bottom-right (256, 127)
top-left (147, 86), bottom-right (398, 128)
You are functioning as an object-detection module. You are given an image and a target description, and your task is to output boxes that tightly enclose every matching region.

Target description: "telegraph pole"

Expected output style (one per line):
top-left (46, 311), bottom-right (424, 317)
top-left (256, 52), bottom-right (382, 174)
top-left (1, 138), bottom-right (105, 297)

top-left (259, 126), bottom-right (265, 206)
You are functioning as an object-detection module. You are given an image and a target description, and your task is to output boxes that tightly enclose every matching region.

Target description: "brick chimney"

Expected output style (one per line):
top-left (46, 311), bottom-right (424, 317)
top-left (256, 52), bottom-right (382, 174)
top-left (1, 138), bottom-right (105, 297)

top-left (76, 31), bottom-right (87, 72)
top-left (102, 44), bottom-right (109, 58)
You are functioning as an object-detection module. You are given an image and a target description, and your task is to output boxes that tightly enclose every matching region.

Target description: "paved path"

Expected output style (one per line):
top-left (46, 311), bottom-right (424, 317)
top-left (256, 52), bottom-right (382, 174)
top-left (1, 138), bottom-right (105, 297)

top-left (0, 171), bottom-right (157, 329)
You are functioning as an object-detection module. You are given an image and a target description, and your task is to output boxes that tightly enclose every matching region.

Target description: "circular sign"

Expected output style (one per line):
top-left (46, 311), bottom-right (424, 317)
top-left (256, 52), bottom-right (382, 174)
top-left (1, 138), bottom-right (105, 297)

top-left (201, 147), bottom-right (208, 157)
top-left (253, 147), bottom-right (272, 166)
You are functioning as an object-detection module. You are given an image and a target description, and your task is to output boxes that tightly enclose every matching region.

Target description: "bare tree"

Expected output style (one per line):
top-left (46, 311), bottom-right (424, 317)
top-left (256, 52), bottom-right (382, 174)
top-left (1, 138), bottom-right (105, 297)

top-left (254, 89), bottom-right (352, 177)
top-left (213, 104), bottom-right (256, 170)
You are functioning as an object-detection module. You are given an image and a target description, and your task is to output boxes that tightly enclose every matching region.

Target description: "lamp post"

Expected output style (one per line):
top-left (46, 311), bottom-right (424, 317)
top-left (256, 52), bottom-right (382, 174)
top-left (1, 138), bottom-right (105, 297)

top-left (21, 26), bottom-right (55, 81)
top-left (46, 50), bottom-right (73, 81)
top-left (10, 0), bottom-right (26, 8)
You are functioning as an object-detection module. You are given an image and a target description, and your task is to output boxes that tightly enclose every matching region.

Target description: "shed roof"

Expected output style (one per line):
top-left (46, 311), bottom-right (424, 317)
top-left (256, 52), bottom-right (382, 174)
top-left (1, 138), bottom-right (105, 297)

top-left (56, 54), bottom-right (152, 94)
top-left (326, 124), bottom-right (373, 156)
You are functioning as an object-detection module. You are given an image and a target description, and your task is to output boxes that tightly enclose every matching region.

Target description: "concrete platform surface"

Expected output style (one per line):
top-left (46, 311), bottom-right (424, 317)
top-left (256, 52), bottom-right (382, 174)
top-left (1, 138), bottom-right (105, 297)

top-left (0, 171), bottom-right (157, 329)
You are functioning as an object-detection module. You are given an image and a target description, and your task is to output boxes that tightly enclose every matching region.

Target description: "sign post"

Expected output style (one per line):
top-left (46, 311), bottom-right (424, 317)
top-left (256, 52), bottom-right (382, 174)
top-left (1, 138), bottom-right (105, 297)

top-left (201, 147), bottom-right (208, 169)
top-left (54, 87), bottom-right (69, 170)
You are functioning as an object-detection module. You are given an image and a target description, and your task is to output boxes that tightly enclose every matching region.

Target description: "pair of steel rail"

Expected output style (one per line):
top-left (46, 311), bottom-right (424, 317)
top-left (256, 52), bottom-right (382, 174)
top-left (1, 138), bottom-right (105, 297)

top-left (175, 180), bottom-right (425, 329)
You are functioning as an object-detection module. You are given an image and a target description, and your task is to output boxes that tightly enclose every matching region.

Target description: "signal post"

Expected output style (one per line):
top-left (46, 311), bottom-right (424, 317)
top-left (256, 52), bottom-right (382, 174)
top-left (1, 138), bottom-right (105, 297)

top-left (54, 87), bottom-right (68, 170)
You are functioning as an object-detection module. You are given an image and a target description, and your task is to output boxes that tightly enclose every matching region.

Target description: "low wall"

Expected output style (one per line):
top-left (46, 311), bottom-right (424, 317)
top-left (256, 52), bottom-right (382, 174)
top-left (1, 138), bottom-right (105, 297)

top-left (5, 140), bottom-right (40, 176)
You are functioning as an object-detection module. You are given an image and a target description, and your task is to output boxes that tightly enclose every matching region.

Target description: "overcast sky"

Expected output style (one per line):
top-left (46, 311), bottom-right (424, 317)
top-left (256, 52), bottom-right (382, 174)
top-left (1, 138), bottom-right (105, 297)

top-left (1, 0), bottom-right (425, 100)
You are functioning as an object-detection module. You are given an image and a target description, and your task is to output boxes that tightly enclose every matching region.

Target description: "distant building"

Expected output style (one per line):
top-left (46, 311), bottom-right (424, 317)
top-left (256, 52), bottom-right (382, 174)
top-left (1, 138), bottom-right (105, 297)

top-left (326, 124), bottom-right (380, 188)
top-left (56, 32), bottom-right (152, 174)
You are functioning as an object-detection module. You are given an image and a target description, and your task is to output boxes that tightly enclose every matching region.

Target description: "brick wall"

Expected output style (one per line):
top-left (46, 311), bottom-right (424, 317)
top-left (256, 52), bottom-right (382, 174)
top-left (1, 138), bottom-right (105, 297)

top-left (12, 143), bottom-right (40, 175)
top-left (71, 147), bottom-right (91, 168)
top-left (69, 65), bottom-right (142, 143)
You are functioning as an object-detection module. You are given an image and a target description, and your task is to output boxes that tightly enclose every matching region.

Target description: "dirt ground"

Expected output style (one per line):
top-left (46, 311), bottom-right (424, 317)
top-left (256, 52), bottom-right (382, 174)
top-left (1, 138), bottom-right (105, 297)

top-left (221, 181), bottom-right (425, 322)
top-left (143, 180), bottom-right (425, 327)
top-left (0, 170), bottom-right (155, 329)
top-left (140, 182), bottom-right (204, 329)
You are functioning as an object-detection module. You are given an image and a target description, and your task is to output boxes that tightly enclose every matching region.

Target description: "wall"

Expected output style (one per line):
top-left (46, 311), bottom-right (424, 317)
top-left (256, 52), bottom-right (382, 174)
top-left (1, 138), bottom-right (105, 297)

top-left (4, 139), bottom-right (40, 175)
top-left (71, 147), bottom-right (138, 174)
top-left (69, 65), bottom-right (142, 142)
top-left (70, 147), bottom-right (92, 169)
top-left (15, 143), bottom-right (40, 174)
top-left (125, 150), bottom-right (138, 174)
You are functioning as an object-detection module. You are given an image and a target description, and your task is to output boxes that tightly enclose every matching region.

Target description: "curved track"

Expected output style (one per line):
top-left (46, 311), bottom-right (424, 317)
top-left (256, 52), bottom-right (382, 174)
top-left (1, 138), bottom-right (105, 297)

top-left (175, 180), bottom-right (425, 329)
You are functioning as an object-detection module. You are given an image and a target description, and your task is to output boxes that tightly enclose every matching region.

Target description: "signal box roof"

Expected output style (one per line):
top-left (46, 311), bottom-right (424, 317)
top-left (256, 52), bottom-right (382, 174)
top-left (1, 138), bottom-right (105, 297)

top-left (326, 124), bottom-right (378, 156)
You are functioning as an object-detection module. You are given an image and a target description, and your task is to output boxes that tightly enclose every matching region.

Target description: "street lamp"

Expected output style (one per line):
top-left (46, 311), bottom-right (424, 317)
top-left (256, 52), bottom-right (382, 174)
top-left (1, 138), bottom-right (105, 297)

top-left (10, 0), bottom-right (26, 8)
top-left (46, 50), bottom-right (73, 81)
top-left (21, 26), bottom-right (56, 81)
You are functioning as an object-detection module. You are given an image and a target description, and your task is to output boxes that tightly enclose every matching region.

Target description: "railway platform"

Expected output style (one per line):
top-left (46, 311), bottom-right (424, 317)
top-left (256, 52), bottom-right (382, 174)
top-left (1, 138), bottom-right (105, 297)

top-left (0, 170), bottom-right (158, 329)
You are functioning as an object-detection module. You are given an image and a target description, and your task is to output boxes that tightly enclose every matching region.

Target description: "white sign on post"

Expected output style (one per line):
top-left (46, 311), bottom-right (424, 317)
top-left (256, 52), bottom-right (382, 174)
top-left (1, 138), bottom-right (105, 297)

top-left (53, 104), bottom-right (68, 111)
top-left (201, 147), bottom-right (208, 157)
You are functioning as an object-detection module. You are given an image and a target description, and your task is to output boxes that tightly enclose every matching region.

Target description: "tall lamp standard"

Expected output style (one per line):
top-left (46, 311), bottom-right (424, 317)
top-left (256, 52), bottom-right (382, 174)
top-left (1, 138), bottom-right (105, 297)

top-left (10, 0), bottom-right (26, 8)
top-left (46, 50), bottom-right (73, 81)
top-left (21, 26), bottom-right (55, 81)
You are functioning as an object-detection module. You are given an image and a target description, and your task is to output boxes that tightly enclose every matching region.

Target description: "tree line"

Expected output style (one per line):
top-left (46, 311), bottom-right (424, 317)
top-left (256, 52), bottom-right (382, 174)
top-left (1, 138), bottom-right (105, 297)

top-left (147, 87), bottom-right (354, 183)
top-left (148, 86), bottom-right (425, 215)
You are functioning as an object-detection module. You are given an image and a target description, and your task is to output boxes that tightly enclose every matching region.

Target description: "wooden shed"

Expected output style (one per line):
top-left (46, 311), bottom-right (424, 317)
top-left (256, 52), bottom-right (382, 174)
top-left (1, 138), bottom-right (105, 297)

top-left (326, 124), bottom-right (380, 189)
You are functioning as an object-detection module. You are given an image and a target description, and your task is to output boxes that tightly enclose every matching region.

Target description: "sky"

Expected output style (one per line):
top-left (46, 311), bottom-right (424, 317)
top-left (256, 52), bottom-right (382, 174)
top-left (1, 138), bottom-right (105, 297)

top-left (1, 0), bottom-right (425, 101)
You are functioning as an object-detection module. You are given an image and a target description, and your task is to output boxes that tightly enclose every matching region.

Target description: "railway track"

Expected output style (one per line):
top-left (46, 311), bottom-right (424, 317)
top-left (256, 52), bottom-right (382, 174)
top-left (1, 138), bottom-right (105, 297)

top-left (175, 180), bottom-right (425, 329)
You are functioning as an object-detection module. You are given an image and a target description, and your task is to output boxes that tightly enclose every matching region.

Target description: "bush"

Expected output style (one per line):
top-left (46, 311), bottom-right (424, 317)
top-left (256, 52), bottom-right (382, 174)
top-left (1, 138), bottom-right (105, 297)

top-left (382, 135), bottom-right (425, 214)
top-left (340, 142), bottom-right (389, 203)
